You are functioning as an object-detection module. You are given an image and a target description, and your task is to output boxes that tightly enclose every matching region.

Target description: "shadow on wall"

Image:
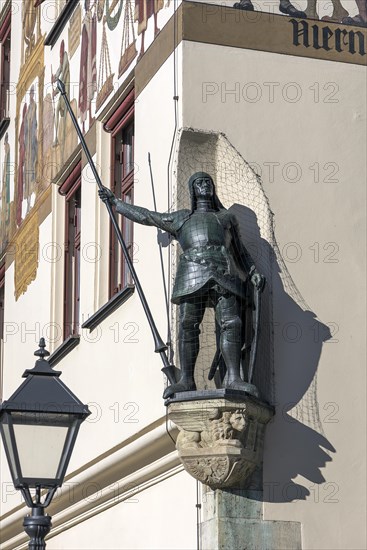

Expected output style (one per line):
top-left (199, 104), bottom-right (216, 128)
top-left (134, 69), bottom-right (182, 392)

top-left (233, 203), bottom-right (335, 503)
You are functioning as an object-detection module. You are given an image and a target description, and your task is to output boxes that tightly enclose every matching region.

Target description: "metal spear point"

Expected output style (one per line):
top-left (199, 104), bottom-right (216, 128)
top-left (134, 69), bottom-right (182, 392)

top-left (57, 80), bottom-right (176, 386)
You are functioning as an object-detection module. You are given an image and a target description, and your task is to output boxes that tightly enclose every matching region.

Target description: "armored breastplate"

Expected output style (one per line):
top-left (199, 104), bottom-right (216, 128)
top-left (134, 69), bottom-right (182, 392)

top-left (171, 211), bottom-right (248, 304)
top-left (178, 212), bottom-right (227, 251)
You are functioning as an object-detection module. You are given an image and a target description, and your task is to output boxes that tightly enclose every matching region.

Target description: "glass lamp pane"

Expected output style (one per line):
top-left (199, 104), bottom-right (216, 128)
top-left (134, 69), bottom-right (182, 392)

top-left (12, 412), bottom-right (73, 482)
top-left (13, 423), bottom-right (69, 479)
top-left (0, 418), bottom-right (18, 480)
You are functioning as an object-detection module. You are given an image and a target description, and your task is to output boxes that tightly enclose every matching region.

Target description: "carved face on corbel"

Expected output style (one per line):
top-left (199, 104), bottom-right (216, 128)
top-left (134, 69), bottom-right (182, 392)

top-left (229, 410), bottom-right (246, 433)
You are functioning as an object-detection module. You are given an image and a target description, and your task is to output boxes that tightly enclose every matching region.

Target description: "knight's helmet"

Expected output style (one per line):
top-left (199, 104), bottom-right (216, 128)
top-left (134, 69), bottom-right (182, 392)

top-left (188, 172), bottom-right (225, 213)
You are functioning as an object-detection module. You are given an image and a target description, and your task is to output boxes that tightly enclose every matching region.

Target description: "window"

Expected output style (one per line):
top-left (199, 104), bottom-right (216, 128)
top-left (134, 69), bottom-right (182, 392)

top-left (0, 4), bottom-right (10, 138)
top-left (106, 90), bottom-right (135, 297)
top-left (59, 162), bottom-right (81, 340)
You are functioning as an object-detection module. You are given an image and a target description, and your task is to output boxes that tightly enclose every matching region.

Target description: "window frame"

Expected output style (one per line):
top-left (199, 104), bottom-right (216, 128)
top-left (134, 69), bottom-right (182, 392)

top-left (108, 90), bottom-right (135, 298)
top-left (59, 161), bottom-right (82, 341)
top-left (0, 3), bottom-right (11, 139)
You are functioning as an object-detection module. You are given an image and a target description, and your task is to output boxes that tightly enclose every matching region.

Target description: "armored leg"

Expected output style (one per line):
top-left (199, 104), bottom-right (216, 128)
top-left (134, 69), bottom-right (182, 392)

top-left (163, 299), bottom-right (206, 398)
top-left (215, 294), bottom-right (259, 397)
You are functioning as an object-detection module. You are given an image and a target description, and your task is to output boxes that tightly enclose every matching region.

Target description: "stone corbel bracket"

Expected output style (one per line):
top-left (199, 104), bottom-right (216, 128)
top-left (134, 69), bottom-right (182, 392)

top-left (167, 396), bottom-right (274, 489)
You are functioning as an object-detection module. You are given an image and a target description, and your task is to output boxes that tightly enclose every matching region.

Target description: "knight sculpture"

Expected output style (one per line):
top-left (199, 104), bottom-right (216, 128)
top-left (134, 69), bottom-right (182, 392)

top-left (99, 172), bottom-right (265, 399)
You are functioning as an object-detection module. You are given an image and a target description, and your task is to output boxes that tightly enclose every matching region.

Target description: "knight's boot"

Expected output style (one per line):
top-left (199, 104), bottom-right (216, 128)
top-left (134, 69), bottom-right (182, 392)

top-left (304, 0), bottom-right (318, 19)
top-left (220, 321), bottom-right (260, 398)
top-left (234, 0), bottom-right (254, 10)
top-left (223, 361), bottom-right (260, 398)
top-left (225, 373), bottom-right (260, 398)
top-left (341, 14), bottom-right (367, 26)
top-left (163, 339), bottom-right (197, 398)
top-left (279, 0), bottom-right (307, 18)
top-left (223, 360), bottom-right (260, 397)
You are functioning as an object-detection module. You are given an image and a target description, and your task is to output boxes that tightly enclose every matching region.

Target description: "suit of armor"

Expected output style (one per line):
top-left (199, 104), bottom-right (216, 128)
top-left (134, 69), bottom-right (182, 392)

top-left (107, 173), bottom-right (263, 398)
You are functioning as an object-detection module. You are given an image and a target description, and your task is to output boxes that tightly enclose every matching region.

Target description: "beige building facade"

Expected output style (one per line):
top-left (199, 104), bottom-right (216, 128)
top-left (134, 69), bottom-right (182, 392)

top-left (0, 1), bottom-right (366, 549)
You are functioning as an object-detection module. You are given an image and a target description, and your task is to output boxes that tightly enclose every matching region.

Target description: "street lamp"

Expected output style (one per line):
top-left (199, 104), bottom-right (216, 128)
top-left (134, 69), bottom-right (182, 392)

top-left (0, 338), bottom-right (90, 549)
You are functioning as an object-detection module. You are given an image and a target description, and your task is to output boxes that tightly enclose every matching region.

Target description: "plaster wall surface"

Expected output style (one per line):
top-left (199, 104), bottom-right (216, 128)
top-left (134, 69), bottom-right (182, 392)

top-left (44, 470), bottom-right (197, 550)
top-left (0, 214), bottom-right (53, 515)
top-left (181, 39), bottom-right (366, 549)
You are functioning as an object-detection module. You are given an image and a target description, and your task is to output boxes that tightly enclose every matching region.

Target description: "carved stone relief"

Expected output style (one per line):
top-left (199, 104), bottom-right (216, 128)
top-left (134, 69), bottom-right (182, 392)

top-left (168, 397), bottom-right (274, 489)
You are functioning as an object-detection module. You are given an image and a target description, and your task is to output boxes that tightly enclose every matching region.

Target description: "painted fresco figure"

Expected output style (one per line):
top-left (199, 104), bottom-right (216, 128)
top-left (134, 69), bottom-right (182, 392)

top-left (304, 0), bottom-right (348, 21)
top-left (52, 40), bottom-right (70, 148)
top-left (342, 0), bottom-right (367, 26)
top-left (24, 85), bottom-right (38, 214)
top-left (135, 0), bottom-right (170, 59)
top-left (99, 173), bottom-right (265, 399)
top-left (0, 133), bottom-right (11, 249)
top-left (23, 0), bottom-right (37, 60)
top-left (304, 0), bottom-right (366, 25)
top-left (236, 0), bottom-right (367, 25)
top-left (234, 0), bottom-right (307, 18)
top-left (16, 103), bottom-right (27, 226)
top-left (79, 0), bottom-right (97, 134)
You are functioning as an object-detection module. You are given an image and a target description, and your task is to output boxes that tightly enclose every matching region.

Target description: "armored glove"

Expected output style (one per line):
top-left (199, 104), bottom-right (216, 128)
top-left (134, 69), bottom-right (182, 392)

top-left (98, 186), bottom-right (117, 205)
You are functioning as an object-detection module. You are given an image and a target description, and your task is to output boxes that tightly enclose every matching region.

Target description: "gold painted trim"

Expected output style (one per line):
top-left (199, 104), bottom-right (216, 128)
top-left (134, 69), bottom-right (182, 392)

top-left (16, 36), bottom-right (45, 99)
top-left (14, 212), bottom-right (39, 301)
top-left (5, 186), bottom-right (52, 271)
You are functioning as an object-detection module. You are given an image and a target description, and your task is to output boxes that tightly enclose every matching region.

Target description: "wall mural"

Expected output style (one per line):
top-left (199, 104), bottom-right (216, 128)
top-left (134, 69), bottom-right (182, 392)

top-left (22, 0), bottom-right (41, 64)
top-left (47, 40), bottom-right (78, 171)
top-left (13, 4), bottom-right (44, 230)
top-left (120, 0), bottom-right (137, 75)
top-left (0, 133), bottom-right (13, 253)
top-left (11, 30), bottom-right (45, 298)
top-left (233, 0), bottom-right (366, 26)
top-left (79, 0), bottom-right (97, 134)
top-left (96, 0), bottom-right (172, 111)
top-left (16, 79), bottom-right (39, 226)
top-left (68, 3), bottom-right (82, 59)
top-left (135, 0), bottom-right (169, 58)
top-left (96, 0), bottom-right (117, 111)
top-left (96, 0), bottom-right (138, 111)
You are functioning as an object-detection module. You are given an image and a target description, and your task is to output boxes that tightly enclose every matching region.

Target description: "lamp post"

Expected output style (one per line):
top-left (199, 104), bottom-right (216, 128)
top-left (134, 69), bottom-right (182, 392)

top-left (0, 338), bottom-right (90, 549)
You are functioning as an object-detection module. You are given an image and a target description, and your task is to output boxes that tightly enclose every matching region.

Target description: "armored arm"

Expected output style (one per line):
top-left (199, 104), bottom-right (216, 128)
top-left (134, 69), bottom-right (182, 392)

top-left (98, 187), bottom-right (177, 235)
top-left (115, 199), bottom-right (173, 232)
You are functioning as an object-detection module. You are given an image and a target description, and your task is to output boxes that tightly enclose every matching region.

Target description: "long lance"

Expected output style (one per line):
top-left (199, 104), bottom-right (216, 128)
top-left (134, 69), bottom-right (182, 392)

top-left (57, 79), bottom-right (176, 385)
